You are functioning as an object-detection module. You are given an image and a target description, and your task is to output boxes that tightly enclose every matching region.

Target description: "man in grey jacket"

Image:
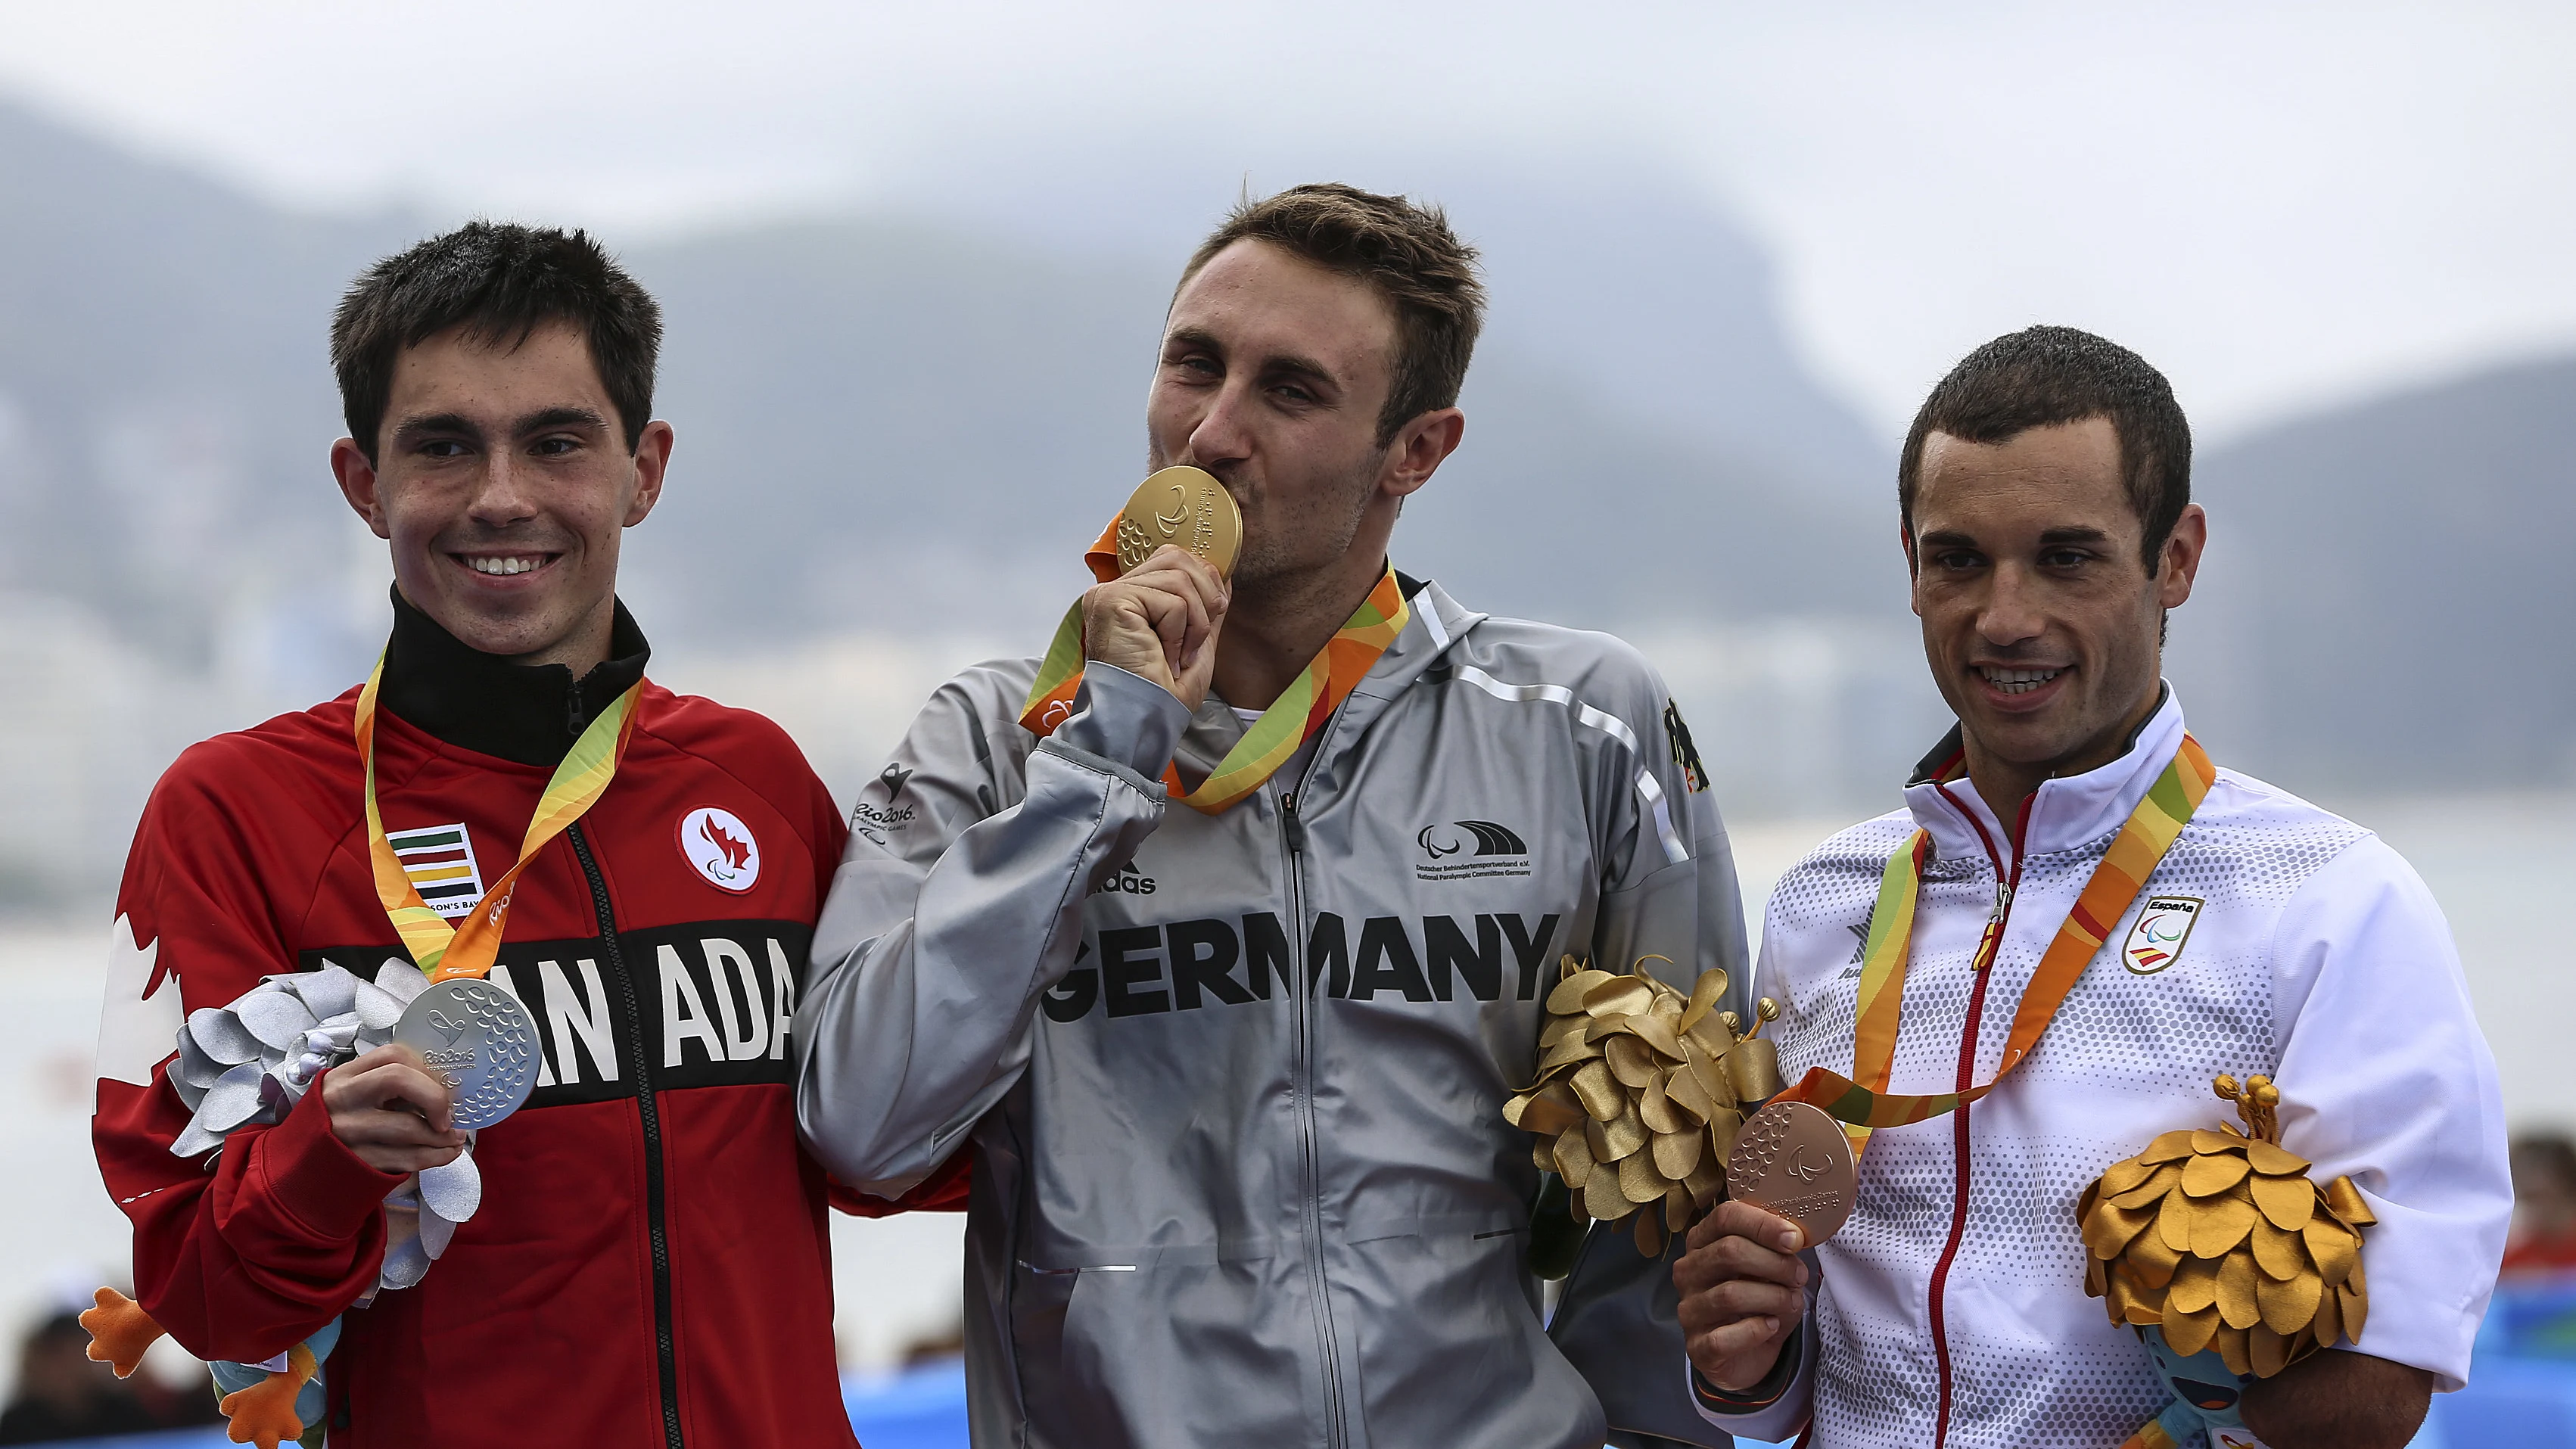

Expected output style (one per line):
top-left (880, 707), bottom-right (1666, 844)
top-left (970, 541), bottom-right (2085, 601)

top-left (794, 183), bottom-right (1749, 1449)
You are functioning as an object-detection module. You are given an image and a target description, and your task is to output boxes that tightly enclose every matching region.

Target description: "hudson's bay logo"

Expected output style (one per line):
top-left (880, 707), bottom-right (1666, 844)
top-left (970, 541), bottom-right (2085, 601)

top-left (1415, 820), bottom-right (1532, 882)
top-left (387, 823), bottom-right (487, 920)
top-left (2123, 895), bottom-right (2204, 975)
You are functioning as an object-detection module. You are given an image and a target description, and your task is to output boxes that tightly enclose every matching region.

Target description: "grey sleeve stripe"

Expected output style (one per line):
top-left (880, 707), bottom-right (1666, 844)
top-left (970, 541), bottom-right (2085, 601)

top-left (1441, 664), bottom-right (1687, 865)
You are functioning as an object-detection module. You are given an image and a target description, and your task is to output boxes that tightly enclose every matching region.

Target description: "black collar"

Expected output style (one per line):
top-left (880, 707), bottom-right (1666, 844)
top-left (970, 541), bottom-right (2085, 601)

top-left (378, 587), bottom-right (652, 766)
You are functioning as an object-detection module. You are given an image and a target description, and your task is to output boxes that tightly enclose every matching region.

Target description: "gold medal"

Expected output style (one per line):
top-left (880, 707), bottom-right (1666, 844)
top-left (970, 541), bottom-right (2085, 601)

top-left (1113, 466), bottom-right (1240, 578)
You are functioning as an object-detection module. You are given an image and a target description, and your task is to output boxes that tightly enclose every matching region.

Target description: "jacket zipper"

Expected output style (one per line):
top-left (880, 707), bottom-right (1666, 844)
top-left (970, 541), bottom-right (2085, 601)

top-left (1922, 787), bottom-right (2032, 1449)
top-left (1277, 787), bottom-right (1349, 1449)
top-left (568, 822), bottom-right (686, 1449)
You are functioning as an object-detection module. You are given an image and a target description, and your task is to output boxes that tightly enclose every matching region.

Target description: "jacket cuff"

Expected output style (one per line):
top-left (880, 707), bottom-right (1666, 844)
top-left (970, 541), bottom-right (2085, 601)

top-left (248, 1068), bottom-right (409, 1241)
top-left (1692, 1326), bottom-right (1801, 1412)
top-left (1052, 663), bottom-right (1190, 781)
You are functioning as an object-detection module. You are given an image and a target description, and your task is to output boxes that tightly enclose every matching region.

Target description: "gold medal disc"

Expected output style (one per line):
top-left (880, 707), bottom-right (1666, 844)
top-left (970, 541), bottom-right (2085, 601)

top-left (1114, 466), bottom-right (1240, 579)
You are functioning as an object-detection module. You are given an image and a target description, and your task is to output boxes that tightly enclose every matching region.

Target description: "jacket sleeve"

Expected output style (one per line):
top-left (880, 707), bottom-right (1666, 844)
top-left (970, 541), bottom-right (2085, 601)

top-left (92, 758), bottom-right (406, 1364)
top-left (2267, 834), bottom-right (2511, 1393)
top-left (792, 663), bottom-right (1190, 1197)
top-left (1546, 679), bottom-right (1753, 1447)
top-left (776, 734), bottom-right (975, 1216)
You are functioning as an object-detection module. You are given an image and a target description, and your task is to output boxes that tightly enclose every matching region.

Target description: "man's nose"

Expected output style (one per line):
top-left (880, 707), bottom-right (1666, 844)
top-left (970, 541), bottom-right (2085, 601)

top-left (466, 449), bottom-right (540, 527)
top-left (1976, 563), bottom-right (2048, 645)
top-left (1182, 379), bottom-right (1256, 468)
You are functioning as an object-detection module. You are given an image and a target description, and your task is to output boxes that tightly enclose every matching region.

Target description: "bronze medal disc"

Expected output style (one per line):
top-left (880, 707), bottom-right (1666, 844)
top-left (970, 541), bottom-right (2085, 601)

top-left (1726, 1099), bottom-right (1859, 1247)
top-left (1115, 466), bottom-right (1241, 579)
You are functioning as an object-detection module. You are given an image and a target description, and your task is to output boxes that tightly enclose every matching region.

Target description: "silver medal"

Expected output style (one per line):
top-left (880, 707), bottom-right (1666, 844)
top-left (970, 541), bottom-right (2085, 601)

top-left (393, 979), bottom-right (540, 1130)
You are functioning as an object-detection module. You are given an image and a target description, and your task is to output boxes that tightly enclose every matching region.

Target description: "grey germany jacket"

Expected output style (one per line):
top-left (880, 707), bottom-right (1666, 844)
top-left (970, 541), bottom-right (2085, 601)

top-left (794, 577), bottom-right (1749, 1449)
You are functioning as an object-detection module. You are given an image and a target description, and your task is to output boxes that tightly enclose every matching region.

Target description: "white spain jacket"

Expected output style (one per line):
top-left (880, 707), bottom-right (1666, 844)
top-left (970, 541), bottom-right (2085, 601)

top-left (1697, 688), bottom-right (2510, 1448)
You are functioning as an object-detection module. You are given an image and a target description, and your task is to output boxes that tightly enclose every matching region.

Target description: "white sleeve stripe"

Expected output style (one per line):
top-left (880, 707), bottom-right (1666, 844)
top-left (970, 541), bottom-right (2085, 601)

top-left (1575, 702), bottom-right (1642, 754)
top-left (1439, 665), bottom-right (1687, 864)
top-left (1416, 597), bottom-right (1451, 651)
top-left (1445, 665), bottom-right (1647, 750)
top-left (1635, 769), bottom-right (1691, 866)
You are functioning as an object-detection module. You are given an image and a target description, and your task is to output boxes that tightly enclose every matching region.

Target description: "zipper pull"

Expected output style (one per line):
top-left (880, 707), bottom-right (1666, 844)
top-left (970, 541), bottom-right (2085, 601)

top-left (1281, 792), bottom-right (1306, 854)
top-left (1989, 882), bottom-right (2014, 922)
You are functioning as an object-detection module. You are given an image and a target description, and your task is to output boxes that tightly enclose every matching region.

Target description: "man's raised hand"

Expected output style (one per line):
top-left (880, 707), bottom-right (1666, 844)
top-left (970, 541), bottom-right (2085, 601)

top-left (1081, 545), bottom-right (1229, 710)
top-left (322, 1043), bottom-right (466, 1174)
top-left (1676, 1199), bottom-right (1810, 1392)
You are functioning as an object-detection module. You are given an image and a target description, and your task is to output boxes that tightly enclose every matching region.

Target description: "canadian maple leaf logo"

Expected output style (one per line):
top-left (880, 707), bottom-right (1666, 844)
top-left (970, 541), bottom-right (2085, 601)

top-left (700, 816), bottom-right (751, 872)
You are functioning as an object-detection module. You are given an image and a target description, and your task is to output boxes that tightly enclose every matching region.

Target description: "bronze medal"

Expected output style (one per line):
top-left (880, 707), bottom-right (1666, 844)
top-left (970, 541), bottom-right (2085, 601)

top-left (1114, 466), bottom-right (1240, 579)
top-left (1726, 1099), bottom-right (1858, 1247)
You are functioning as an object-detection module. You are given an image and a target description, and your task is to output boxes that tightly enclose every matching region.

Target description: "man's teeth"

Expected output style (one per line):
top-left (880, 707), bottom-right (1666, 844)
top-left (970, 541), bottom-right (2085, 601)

top-left (1981, 667), bottom-right (2064, 695)
top-left (464, 555), bottom-right (544, 576)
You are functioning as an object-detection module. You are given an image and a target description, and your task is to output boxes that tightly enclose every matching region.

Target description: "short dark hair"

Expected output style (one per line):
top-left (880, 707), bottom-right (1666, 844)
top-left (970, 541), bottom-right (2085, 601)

top-left (1180, 183), bottom-right (1486, 445)
top-left (1899, 325), bottom-right (2192, 571)
top-left (331, 222), bottom-right (661, 463)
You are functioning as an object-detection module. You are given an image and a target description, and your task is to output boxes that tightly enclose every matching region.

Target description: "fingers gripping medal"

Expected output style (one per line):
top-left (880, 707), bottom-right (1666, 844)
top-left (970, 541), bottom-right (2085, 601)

top-left (1724, 1000), bottom-right (1859, 1246)
top-left (1113, 465), bottom-right (1241, 578)
top-left (393, 980), bottom-right (540, 1129)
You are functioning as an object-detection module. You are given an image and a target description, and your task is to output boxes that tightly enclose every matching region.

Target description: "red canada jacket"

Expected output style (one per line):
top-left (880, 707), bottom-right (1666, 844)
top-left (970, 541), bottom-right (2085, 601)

top-left (92, 597), bottom-right (963, 1447)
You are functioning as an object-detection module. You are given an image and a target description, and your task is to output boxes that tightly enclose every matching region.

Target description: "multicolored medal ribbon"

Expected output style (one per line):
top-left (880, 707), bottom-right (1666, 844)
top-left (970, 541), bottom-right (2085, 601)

top-left (1777, 733), bottom-right (2217, 1152)
top-left (357, 654), bottom-right (641, 982)
top-left (1017, 512), bottom-right (1411, 815)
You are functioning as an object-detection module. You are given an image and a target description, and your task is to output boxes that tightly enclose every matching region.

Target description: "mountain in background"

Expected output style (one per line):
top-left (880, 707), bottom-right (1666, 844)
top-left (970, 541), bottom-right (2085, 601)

top-left (2182, 356), bottom-right (2576, 788)
top-left (0, 96), bottom-right (2569, 900)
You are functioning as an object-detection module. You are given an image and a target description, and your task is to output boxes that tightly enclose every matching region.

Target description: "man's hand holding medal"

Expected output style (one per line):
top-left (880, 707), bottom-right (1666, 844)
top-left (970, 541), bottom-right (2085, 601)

top-left (1077, 467), bottom-right (1240, 710)
top-left (320, 1045), bottom-right (464, 1174)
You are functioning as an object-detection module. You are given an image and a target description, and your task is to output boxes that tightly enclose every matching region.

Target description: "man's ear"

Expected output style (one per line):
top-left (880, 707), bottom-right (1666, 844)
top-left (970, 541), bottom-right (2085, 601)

top-left (1381, 408), bottom-right (1466, 500)
top-left (330, 437), bottom-right (391, 539)
top-left (2156, 503), bottom-right (2207, 610)
top-left (624, 421), bottom-right (674, 527)
top-left (1900, 522), bottom-right (1920, 577)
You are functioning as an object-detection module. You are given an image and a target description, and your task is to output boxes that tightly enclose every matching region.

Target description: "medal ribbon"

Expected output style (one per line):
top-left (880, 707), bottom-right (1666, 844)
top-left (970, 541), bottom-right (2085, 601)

top-left (357, 656), bottom-right (642, 982)
top-left (1779, 733), bottom-right (2216, 1153)
top-left (1019, 515), bottom-right (1411, 814)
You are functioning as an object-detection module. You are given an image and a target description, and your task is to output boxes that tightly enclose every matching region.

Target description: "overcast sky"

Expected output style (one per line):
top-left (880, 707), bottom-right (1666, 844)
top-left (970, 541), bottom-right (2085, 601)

top-left (4, 0), bottom-right (2571, 440)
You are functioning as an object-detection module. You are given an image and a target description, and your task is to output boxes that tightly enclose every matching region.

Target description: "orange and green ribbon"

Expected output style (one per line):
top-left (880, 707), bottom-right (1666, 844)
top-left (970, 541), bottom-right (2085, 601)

top-left (1779, 733), bottom-right (2217, 1152)
top-left (1019, 515), bottom-right (1411, 814)
top-left (357, 655), bottom-right (641, 982)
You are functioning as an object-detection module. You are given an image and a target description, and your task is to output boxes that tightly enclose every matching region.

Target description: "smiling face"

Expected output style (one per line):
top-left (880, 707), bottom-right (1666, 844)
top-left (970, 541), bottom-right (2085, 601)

top-left (1146, 239), bottom-right (1458, 604)
top-left (331, 321), bottom-right (670, 669)
top-left (1908, 418), bottom-right (2204, 801)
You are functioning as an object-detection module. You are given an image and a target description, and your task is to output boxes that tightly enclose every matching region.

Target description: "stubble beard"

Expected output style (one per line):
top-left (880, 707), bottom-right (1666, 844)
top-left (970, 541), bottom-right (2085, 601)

top-left (1225, 454), bottom-right (1382, 617)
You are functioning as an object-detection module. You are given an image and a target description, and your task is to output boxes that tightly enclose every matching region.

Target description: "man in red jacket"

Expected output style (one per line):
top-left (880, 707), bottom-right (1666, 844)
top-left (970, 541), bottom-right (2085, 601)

top-left (91, 221), bottom-right (959, 1447)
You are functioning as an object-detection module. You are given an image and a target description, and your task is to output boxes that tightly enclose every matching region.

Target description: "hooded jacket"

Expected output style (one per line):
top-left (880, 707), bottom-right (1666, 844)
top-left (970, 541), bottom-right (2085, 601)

top-left (1694, 689), bottom-right (2511, 1447)
top-left (794, 575), bottom-right (1750, 1449)
top-left (92, 595), bottom-right (963, 1448)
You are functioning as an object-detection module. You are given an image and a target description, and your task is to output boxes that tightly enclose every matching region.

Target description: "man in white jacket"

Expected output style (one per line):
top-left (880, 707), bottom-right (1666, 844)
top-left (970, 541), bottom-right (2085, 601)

top-left (1675, 325), bottom-right (2510, 1449)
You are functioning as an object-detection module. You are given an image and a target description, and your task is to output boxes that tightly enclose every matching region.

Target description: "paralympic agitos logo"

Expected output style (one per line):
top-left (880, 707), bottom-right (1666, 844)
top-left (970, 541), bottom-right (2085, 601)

top-left (1415, 819), bottom-right (1532, 882)
top-left (1417, 819), bottom-right (1528, 860)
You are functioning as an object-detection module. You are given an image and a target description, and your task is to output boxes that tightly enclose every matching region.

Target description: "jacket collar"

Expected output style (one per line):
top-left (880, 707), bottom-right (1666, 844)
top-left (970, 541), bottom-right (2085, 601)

top-left (378, 586), bottom-right (652, 767)
top-left (1170, 571), bottom-right (1481, 791)
top-left (1901, 683), bottom-right (2186, 867)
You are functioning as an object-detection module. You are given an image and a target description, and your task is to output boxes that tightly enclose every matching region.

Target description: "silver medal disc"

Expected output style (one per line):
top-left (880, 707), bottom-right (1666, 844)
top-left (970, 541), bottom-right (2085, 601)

top-left (393, 979), bottom-right (540, 1130)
